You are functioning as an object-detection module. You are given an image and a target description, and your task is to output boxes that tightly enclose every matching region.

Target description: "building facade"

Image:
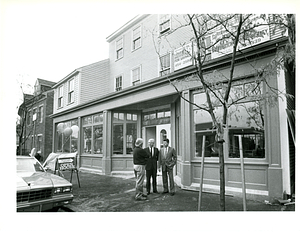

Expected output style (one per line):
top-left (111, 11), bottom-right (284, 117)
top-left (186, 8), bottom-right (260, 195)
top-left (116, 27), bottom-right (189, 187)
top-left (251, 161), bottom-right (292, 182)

top-left (51, 14), bottom-right (294, 201)
top-left (17, 78), bottom-right (56, 161)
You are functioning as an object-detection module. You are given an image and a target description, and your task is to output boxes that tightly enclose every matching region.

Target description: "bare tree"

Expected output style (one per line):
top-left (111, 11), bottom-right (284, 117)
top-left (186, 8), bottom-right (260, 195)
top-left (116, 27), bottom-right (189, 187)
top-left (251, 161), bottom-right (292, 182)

top-left (152, 14), bottom-right (295, 210)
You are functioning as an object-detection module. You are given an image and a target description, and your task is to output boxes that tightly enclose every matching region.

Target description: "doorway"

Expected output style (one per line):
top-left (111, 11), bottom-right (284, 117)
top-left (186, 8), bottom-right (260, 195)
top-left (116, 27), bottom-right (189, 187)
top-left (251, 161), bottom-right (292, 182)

top-left (143, 124), bottom-right (171, 149)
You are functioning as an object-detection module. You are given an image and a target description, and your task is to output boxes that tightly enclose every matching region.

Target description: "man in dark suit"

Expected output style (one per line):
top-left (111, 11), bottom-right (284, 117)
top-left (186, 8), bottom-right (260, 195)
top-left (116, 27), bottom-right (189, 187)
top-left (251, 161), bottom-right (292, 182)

top-left (158, 138), bottom-right (177, 196)
top-left (144, 138), bottom-right (159, 195)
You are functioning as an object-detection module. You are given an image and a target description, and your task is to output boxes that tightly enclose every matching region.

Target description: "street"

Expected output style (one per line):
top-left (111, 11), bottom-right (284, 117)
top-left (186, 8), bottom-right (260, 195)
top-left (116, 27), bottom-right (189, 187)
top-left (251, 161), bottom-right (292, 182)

top-left (55, 170), bottom-right (294, 212)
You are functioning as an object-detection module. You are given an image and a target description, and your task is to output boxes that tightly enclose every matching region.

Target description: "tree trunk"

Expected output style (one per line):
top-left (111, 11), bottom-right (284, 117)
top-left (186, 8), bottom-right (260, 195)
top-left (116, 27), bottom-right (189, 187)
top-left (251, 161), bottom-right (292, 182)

top-left (219, 141), bottom-right (225, 211)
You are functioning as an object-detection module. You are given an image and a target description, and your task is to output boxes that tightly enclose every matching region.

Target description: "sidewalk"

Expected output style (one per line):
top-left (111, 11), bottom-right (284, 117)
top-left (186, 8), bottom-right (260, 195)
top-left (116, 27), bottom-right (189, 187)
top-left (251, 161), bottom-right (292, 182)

top-left (62, 170), bottom-right (295, 212)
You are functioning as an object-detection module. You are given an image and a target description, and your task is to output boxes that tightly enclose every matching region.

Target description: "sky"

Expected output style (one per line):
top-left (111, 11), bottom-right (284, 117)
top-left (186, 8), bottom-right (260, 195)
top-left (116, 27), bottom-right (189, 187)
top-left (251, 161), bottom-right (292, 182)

top-left (2, 1), bottom-right (138, 107)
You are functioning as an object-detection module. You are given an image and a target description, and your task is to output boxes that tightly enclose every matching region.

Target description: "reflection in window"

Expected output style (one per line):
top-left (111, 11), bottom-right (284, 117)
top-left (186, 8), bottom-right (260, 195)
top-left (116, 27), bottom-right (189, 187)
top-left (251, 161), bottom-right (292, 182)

top-left (56, 119), bottom-right (78, 153)
top-left (83, 126), bottom-right (92, 153)
top-left (113, 124), bottom-right (123, 154)
top-left (93, 125), bottom-right (103, 154)
top-left (113, 112), bottom-right (138, 155)
top-left (229, 130), bottom-right (265, 158)
top-left (82, 113), bottom-right (103, 155)
top-left (126, 123), bottom-right (137, 154)
top-left (195, 133), bottom-right (219, 157)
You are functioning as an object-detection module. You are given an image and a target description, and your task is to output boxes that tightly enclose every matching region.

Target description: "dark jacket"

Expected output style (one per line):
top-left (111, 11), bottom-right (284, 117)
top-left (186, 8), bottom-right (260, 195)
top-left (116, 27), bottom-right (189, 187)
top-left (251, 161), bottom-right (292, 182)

top-left (133, 147), bottom-right (149, 165)
top-left (144, 147), bottom-right (159, 170)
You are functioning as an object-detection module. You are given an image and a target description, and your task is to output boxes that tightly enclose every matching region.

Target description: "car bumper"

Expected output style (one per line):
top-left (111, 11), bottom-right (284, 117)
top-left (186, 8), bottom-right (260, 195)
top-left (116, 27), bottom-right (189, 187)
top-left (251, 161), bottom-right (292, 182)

top-left (17, 194), bottom-right (74, 212)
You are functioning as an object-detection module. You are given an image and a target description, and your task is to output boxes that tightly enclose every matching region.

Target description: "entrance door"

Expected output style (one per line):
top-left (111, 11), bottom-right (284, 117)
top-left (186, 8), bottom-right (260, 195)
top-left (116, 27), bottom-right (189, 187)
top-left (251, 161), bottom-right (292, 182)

top-left (156, 124), bottom-right (171, 149)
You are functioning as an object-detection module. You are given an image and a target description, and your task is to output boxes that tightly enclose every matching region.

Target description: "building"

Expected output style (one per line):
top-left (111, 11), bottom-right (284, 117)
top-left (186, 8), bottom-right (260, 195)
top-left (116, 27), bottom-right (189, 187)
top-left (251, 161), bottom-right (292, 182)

top-left (17, 78), bottom-right (56, 160)
top-left (51, 14), bottom-right (295, 201)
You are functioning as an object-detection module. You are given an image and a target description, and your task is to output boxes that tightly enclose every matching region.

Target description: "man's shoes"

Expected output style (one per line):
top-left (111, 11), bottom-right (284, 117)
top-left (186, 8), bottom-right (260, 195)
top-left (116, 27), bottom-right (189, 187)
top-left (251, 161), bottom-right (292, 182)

top-left (170, 192), bottom-right (175, 196)
top-left (153, 190), bottom-right (158, 193)
top-left (162, 191), bottom-right (169, 194)
top-left (135, 196), bottom-right (147, 201)
top-left (147, 192), bottom-right (150, 195)
top-left (135, 193), bottom-right (147, 201)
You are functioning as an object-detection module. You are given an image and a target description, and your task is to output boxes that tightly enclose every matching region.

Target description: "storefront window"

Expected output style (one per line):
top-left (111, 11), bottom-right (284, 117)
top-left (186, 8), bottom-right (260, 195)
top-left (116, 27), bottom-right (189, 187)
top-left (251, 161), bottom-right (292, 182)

top-left (82, 113), bottom-right (104, 155)
top-left (193, 81), bottom-right (265, 159)
top-left (126, 123), bottom-right (137, 154)
top-left (56, 119), bottom-right (79, 153)
top-left (83, 126), bottom-right (92, 153)
top-left (113, 112), bottom-right (137, 155)
top-left (228, 102), bottom-right (265, 158)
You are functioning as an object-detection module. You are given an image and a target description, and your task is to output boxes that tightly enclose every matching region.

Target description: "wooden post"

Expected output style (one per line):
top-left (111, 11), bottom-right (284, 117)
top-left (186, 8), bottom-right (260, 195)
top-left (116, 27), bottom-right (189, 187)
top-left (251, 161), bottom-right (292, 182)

top-left (238, 135), bottom-right (247, 211)
top-left (198, 135), bottom-right (206, 211)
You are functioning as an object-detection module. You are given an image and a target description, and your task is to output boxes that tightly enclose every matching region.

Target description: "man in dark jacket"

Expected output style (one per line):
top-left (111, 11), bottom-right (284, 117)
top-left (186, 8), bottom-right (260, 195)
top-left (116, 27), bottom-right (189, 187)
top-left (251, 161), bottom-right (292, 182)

top-left (133, 138), bottom-right (149, 201)
top-left (144, 138), bottom-right (159, 194)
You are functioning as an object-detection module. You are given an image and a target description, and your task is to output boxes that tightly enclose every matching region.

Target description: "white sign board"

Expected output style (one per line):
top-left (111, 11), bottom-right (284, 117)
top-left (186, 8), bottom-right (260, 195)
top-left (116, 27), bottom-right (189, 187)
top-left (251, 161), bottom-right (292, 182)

top-left (211, 15), bottom-right (270, 59)
top-left (174, 42), bottom-right (193, 71)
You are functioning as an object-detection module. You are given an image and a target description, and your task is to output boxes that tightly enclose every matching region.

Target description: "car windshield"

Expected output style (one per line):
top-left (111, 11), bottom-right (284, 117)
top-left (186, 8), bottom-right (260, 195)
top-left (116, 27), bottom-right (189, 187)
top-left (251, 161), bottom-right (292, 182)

top-left (17, 157), bottom-right (45, 173)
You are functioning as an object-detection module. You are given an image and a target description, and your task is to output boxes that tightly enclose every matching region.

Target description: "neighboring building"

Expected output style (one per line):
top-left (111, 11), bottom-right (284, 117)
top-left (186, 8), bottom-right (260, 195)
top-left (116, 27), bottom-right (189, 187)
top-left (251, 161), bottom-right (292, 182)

top-left (51, 59), bottom-right (110, 157)
top-left (51, 14), bottom-right (294, 201)
top-left (17, 78), bottom-right (56, 160)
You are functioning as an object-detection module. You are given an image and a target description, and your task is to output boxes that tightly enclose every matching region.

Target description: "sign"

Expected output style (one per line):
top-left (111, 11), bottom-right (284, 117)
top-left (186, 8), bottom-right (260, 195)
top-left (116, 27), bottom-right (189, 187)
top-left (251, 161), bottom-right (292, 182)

top-left (174, 42), bottom-right (193, 71)
top-left (211, 15), bottom-right (270, 59)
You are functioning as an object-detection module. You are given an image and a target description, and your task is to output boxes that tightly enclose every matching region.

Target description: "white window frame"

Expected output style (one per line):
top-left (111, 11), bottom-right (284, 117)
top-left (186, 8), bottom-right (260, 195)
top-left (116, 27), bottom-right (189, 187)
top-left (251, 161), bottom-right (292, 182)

top-left (159, 53), bottom-right (171, 76)
top-left (58, 85), bottom-right (63, 108)
top-left (32, 108), bottom-right (37, 122)
top-left (132, 25), bottom-right (142, 51)
top-left (37, 134), bottom-right (43, 153)
top-left (38, 105), bottom-right (44, 123)
top-left (116, 37), bottom-right (124, 60)
top-left (159, 14), bottom-right (171, 35)
top-left (115, 75), bottom-right (123, 91)
top-left (68, 78), bottom-right (75, 104)
top-left (131, 65), bottom-right (141, 86)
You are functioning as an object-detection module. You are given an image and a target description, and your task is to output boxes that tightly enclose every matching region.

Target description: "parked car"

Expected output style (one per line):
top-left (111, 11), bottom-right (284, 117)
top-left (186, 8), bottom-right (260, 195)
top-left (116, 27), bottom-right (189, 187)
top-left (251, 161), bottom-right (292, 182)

top-left (17, 155), bottom-right (74, 212)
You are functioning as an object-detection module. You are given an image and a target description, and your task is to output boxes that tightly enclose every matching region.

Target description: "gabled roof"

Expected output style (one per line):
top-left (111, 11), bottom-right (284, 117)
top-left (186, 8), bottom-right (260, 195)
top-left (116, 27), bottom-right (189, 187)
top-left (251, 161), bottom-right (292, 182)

top-left (36, 78), bottom-right (56, 87)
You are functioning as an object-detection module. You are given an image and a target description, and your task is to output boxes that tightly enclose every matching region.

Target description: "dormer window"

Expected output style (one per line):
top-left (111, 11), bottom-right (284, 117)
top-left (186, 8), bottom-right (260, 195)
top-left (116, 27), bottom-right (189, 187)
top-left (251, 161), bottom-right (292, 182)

top-left (58, 85), bottom-right (63, 108)
top-left (68, 78), bottom-right (74, 104)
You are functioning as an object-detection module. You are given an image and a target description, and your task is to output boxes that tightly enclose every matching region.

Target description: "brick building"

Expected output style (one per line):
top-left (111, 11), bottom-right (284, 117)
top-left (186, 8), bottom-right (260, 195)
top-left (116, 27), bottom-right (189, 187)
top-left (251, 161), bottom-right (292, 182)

top-left (17, 78), bottom-right (56, 161)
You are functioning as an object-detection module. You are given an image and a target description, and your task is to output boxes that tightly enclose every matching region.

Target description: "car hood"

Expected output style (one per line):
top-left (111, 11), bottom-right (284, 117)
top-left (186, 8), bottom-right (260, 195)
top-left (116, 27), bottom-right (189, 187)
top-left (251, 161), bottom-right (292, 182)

top-left (17, 172), bottom-right (72, 191)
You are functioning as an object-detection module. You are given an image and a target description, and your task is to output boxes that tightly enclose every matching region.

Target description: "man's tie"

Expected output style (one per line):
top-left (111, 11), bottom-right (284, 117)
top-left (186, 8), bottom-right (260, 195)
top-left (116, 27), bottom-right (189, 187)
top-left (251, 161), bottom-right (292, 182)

top-left (150, 147), bottom-right (152, 158)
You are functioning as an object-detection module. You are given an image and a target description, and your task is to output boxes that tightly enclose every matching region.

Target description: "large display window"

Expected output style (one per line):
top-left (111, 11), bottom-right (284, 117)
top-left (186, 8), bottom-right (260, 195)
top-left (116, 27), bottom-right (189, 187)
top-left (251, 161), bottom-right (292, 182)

top-left (113, 112), bottom-right (137, 155)
top-left (56, 119), bottom-right (78, 153)
top-left (193, 81), bottom-right (265, 159)
top-left (82, 113), bottom-right (104, 155)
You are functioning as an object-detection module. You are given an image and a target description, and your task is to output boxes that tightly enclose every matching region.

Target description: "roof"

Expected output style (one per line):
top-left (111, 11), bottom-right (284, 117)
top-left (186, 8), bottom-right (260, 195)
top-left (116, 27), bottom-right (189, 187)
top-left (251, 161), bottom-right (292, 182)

top-left (36, 78), bottom-right (56, 87)
top-left (52, 59), bottom-right (109, 88)
top-left (106, 14), bottom-right (149, 42)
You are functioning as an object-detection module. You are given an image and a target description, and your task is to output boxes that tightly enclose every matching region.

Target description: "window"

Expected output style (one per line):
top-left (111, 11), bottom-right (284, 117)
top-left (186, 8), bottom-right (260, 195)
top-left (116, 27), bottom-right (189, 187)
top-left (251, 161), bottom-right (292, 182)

top-left (37, 135), bottom-right (42, 152)
top-left (159, 14), bottom-right (171, 35)
top-left (193, 81), bottom-right (265, 159)
top-left (113, 112), bottom-right (137, 155)
top-left (115, 75), bottom-right (122, 91)
top-left (68, 78), bottom-right (74, 104)
top-left (55, 119), bottom-right (78, 153)
top-left (58, 85), bottom-right (63, 108)
top-left (82, 113), bottom-right (104, 154)
top-left (38, 105), bottom-right (43, 123)
top-left (132, 66), bottom-right (141, 86)
top-left (116, 37), bottom-right (123, 60)
top-left (160, 53), bottom-right (171, 76)
top-left (132, 26), bottom-right (141, 50)
top-left (27, 110), bottom-right (31, 125)
top-left (32, 108), bottom-right (37, 122)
